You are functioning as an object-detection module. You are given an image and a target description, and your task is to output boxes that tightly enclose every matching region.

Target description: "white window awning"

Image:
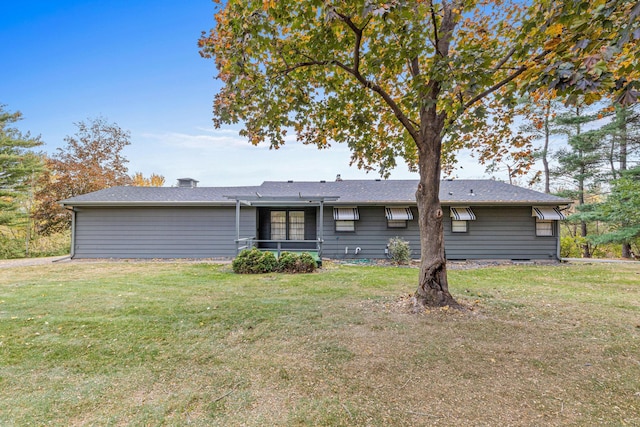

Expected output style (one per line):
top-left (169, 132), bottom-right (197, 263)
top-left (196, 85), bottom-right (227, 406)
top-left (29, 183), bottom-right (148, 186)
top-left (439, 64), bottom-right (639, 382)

top-left (532, 207), bottom-right (566, 220)
top-left (450, 207), bottom-right (476, 221)
top-left (333, 207), bottom-right (360, 221)
top-left (385, 207), bottom-right (414, 221)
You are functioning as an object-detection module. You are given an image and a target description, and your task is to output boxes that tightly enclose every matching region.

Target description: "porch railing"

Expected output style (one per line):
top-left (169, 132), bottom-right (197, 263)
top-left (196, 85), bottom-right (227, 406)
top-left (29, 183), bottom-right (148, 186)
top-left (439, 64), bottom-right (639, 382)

top-left (235, 237), bottom-right (323, 257)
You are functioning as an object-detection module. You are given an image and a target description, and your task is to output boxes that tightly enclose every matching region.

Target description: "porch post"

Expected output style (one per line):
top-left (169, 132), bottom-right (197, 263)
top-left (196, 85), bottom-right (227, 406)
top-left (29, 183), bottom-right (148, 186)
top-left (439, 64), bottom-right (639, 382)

top-left (70, 208), bottom-right (76, 258)
top-left (319, 201), bottom-right (324, 256)
top-left (235, 199), bottom-right (240, 247)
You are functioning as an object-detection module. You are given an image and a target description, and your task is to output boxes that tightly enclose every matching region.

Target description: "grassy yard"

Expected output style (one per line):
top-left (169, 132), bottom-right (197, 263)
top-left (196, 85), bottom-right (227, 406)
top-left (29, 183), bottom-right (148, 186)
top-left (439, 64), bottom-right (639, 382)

top-left (1, 261), bottom-right (638, 426)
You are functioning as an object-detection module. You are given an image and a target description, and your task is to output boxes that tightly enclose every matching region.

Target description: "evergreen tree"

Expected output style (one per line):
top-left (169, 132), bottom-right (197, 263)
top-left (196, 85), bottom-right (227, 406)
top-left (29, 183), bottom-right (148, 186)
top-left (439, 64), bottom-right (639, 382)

top-left (0, 105), bottom-right (43, 226)
top-left (599, 104), bottom-right (640, 257)
top-left (518, 93), bottom-right (565, 193)
top-left (553, 104), bottom-right (605, 258)
top-left (575, 166), bottom-right (640, 257)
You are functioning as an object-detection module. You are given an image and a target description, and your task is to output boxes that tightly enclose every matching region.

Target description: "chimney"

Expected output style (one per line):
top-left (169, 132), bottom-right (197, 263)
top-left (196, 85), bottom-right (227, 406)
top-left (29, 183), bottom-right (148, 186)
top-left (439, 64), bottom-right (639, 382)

top-left (177, 178), bottom-right (199, 188)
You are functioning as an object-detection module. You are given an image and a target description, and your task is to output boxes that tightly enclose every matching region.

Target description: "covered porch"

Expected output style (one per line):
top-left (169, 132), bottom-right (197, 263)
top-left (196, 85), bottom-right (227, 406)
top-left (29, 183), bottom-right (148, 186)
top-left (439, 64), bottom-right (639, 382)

top-left (227, 194), bottom-right (339, 259)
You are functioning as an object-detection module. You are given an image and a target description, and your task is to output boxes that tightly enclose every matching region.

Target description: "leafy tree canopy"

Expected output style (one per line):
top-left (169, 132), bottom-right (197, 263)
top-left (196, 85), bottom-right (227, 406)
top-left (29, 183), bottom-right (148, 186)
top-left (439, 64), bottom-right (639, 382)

top-left (131, 172), bottom-right (166, 187)
top-left (34, 117), bottom-right (132, 234)
top-left (200, 0), bottom-right (637, 175)
top-left (529, 0), bottom-right (640, 105)
top-left (200, 0), bottom-right (638, 307)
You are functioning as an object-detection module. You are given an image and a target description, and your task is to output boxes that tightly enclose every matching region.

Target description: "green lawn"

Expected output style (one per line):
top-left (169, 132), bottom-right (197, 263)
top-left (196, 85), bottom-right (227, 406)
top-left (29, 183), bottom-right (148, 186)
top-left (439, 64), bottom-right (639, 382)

top-left (1, 261), bottom-right (639, 426)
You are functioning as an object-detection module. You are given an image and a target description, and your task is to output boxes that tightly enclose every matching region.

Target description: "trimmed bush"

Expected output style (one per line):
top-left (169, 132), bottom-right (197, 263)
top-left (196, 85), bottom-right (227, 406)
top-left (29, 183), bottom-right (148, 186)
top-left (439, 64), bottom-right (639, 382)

top-left (276, 251), bottom-right (298, 273)
top-left (296, 252), bottom-right (317, 273)
top-left (388, 236), bottom-right (412, 265)
top-left (232, 249), bottom-right (317, 274)
top-left (232, 248), bottom-right (276, 274)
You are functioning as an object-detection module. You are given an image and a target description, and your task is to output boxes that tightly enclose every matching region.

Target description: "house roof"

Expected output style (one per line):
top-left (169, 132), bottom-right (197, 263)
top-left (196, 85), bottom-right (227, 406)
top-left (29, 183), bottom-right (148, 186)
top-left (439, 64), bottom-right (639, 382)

top-left (59, 179), bottom-right (571, 207)
top-left (59, 186), bottom-right (258, 206)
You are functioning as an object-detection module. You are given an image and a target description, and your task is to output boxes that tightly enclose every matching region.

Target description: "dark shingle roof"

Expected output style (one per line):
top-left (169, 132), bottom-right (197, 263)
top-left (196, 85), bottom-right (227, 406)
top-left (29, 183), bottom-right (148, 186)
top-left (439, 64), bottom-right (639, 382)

top-left (59, 186), bottom-right (259, 206)
top-left (60, 179), bottom-right (570, 207)
top-left (257, 179), bottom-right (570, 204)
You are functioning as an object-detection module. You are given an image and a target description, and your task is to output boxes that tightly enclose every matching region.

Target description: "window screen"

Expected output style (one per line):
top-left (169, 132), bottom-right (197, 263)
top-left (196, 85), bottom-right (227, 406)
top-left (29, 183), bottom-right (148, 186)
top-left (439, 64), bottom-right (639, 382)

top-left (270, 211), bottom-right (286, 240)
top-left (335, 220), bottom-right (355, 232)
top-left (451, 220), bottom-right (468, 233)
top-left (288, 211), bottom-right (305, 240)
top-left (536, 220), bottom-right (553, 236)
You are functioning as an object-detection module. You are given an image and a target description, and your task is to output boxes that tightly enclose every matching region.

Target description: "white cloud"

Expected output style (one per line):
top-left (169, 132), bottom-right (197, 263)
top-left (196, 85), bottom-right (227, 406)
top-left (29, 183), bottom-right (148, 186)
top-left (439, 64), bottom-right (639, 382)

top-left (139, 129), bottom-right (270, 150)
top-left (126, 125), bottom-right (489, 187)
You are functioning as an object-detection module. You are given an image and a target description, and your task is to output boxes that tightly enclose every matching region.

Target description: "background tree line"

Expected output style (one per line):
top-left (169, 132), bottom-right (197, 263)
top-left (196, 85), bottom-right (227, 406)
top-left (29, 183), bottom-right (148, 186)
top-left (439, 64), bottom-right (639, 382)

top-left (486, 94), bottom-right (640, 259)
top-left (2, 96), bottom-right (639, 260)
top-left (0, 104), bottom-right (164, 259)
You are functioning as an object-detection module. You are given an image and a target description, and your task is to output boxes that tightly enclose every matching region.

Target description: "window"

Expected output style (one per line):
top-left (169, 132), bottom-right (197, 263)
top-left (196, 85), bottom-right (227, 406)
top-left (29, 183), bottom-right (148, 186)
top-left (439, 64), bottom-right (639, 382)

top-left (451, 220), bottom-right (468, 233)
top-left (334, 207), bottom-right (359, 232)
top-left (387, 220), bottom-right (407, 229)
top-left (271, 210), bottom-right (305, 240)
top-left (335, 220), bottom-right (355, 232)
top-left (536, 220), bottom-right (554, 236)
top-left (288, 211), bottom-right (305, 240)
top-left (449, 207), bottom-right (475, 233)
top-left (385, 207), bottom-right (413, 228)
top-left (270, 211), bottom-right (286, 240)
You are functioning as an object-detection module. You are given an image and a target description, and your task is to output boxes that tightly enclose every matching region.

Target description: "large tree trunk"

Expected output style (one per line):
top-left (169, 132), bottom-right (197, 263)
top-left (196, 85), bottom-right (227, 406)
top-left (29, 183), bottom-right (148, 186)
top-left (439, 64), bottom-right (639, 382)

top-left (412, 120), bottom-right (459, 309)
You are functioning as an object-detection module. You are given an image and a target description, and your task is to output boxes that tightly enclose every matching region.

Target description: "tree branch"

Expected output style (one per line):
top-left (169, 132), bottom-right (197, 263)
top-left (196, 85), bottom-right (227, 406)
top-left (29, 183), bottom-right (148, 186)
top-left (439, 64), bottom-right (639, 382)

top-left (278, 8), bottom-right (420, 142)
top-left (334, 61), bottom-right (421, 141)
top-left (429, 0), bottom-right (441, 56)
top-left (463, 50), bottom-right (550, 112)
top-left (491, 46), bottom-right (517, 74)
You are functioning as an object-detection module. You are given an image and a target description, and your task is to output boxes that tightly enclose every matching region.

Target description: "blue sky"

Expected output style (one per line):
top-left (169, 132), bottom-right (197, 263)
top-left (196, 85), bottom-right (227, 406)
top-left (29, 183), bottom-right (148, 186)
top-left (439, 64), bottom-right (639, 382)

top-left (1, 1), bottom-right (486, 186)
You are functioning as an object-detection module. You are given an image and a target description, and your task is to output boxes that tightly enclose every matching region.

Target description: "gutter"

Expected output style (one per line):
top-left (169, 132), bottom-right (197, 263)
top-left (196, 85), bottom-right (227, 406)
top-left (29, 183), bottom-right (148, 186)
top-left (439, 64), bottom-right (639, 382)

top-left (59, 201), bottom-right (239, 208)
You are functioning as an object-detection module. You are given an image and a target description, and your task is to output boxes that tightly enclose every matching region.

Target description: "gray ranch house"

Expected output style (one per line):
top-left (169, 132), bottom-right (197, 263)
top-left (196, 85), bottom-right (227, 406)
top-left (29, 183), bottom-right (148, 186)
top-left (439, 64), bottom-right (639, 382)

top-left (59, 178), bottom-right (570, 261)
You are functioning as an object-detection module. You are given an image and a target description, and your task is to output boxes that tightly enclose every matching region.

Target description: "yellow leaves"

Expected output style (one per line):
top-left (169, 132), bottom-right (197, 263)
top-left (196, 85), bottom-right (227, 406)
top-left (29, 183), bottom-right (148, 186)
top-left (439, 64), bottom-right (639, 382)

top-left (543, 37), bottom-right (562, 51)
top-left (545, 23), bottom-right (564, 38)
top-left (262, 0), bottom-right (276, 11)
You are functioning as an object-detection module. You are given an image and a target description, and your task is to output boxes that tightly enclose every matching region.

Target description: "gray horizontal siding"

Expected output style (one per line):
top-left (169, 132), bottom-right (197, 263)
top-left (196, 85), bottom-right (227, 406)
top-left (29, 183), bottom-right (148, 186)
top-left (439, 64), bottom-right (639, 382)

top-left (72, 204), bottom-right (558, 261)
top-left (73, 206), bottom-right (255, 259)
top-left (444, 206), bottom-right (558, 260)
top-left (321, 205), bottom-right (558, 260)
top-left (322, 206), bottom-right (421, 259)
